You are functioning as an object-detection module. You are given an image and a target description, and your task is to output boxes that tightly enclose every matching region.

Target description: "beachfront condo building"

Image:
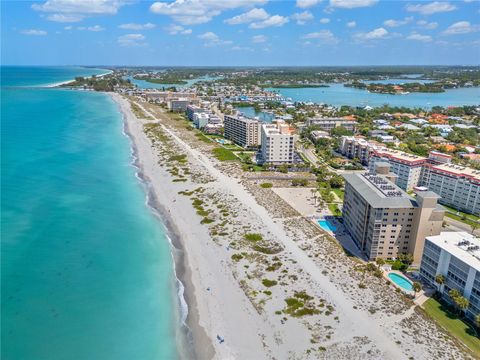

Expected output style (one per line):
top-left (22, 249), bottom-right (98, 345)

top-left (193, 113), bottom-right (209, 129)
top-left (260, 121), bottom-right (295, 164)
top-left (342, 163), bottom-right (444, 264)
top-left (419, 232), bottom-right (480, 320)
top-left (224, 115), bottom-right (261, 148)
top-left (305, 117), bottom-right (357, 133)
top-left (167, 98), bottom-right (190, 112)
top-left (186, 105), bottom-right (205, 121)
top-left (368, 148), bottom-right (427, 191)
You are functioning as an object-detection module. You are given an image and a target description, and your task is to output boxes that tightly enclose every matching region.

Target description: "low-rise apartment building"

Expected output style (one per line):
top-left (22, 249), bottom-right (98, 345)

top-left (420, 232), bottom-right (480, 320)
top-left (368, 148), bottom-right (428, 191)
top-left (224, 115), bottom-right (261, 148)
top-left (193, 113), bottom-right (209, 129)
top-left (342, 163), bottom-right (444, 264)
top-left (306, 117), bottom-right (357, 133)
top-left (340, 136), bottom-right (373, 165)
top-left (420, 163), bottom-right (480, 216)
top-left (260, 121), bottom-right (295, 164)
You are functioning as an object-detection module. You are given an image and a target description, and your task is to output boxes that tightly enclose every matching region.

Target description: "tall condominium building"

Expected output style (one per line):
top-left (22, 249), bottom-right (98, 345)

top-left (368, 148), bottom-right (428, 191)
top-left (224, 115), bottom-right (261, 148)
top-left (260, 121), bottom-right (295, 164)
top-left (420, 163), bottom-right (480, 216)
top-left (167, 98), bottom-right (190, 112)
top-left (420, 232), bottom-right (480, 320)
top-left (186, 105), bottom-right (205, 121)
top-left (342, 163), bottom-right (444, 264)
top-left (193, 113), bottom-right (209, 129)
top-left (306, 117), bottom-right (357, 133)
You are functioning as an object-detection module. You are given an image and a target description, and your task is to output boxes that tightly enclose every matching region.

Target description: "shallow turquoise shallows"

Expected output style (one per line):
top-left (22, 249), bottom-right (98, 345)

top-left (1, 67), bottom-right (179, 360)
top-left (388, 273), bottom-right (414, 292)
top-left (318, 219), bottom-right (337, 232)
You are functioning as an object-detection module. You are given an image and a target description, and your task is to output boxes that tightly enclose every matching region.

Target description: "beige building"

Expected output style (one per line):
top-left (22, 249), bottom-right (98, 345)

top-left (224, 115), bottom-right (261, 148)
top-left (260, 120), bottom-right (295, 164)
top-left (342, 163), bottom-right (444, 264)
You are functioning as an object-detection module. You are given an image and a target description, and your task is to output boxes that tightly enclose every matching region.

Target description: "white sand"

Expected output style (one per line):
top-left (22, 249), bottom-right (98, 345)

top-left (110, 93), bottom-right (473, 360)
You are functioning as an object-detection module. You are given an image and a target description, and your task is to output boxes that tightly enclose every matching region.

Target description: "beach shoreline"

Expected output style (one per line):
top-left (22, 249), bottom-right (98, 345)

top-left (110, 93), bottom-right (215, 360)
top-left (43, 70), bottom-right (113, 88)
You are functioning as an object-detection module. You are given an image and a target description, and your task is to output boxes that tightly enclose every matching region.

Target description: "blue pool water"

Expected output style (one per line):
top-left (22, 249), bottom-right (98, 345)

top-left (318, 219), bottom-right (337, 232)
top-left (388, 273), bottom-right (414, 291)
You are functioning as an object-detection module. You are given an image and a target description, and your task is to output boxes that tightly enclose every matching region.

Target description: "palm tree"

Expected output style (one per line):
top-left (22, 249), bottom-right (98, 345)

top-left (412, 282), bottom-right (422, 297)
top-left (435, 274), bottom-right (445, 294)
top-left (455, 296), bottom-right (470, 318)
top-left (471, 222), bottom-right (479, 235)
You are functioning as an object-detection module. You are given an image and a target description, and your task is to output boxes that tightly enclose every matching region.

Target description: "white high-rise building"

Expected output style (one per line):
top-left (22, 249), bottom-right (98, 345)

top-left (260, 120), bottom-right (295, 164)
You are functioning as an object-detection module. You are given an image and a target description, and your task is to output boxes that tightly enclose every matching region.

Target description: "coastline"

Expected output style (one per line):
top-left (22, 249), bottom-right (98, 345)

top-left (110, 93), bottom-right (215, 360)
top-left (43, 70), bottom-right (113, 88)
top-left (106, 92), bottom-right (474, 360)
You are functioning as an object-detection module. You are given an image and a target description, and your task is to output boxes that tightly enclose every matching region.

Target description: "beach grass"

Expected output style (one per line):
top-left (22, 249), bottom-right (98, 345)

top-left (423, 298), bottom-right (480, 357)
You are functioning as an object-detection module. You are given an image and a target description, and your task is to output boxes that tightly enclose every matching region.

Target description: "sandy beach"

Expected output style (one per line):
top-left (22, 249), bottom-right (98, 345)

top-left (109, 92), bottom-right (474, 360)
top-left (43, 70), bottom-right (113, 88)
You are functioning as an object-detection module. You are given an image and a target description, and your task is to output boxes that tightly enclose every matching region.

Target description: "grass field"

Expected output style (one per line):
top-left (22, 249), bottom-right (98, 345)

top-left (212, 147), bottom-right (237, 161)
top-left (423, 298), bottom-right (480, 357)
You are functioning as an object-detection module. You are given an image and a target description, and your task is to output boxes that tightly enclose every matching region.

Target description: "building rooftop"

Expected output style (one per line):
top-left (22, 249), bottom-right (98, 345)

top-left (226, 114), bottom-right (260, 124)
top-left (429, 163), bottom-right (480, 181)
top-left (343, 172), bottom-right (417, 208)
top-left (373, 148), bottom-right (427, 164)
top-left (427, 232), bottom-right (480, 272)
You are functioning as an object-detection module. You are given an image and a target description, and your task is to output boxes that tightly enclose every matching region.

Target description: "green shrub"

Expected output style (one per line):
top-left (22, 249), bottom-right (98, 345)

top-left (231, 254), bottom-right (243, 262)
top-left (262, 279), bottom-right (278, 287)
top-left (260, 182), bottom-right (273, 188)
top-left (244, 233), bottom-right (263, 242)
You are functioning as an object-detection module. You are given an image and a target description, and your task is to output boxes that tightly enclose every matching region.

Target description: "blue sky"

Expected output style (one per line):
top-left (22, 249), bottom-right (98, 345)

top-left (2, 0), bottom-right (480, 66)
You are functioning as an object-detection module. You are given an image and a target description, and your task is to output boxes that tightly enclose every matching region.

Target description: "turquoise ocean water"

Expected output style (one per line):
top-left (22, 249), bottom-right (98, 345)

top-left (1, 67), bottom-right (179, 360)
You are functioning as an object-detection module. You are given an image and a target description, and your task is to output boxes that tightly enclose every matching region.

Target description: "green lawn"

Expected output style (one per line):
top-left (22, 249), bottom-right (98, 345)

top-left (423, 298), bottom-right (480, 357)
top-left (443, 205), bottom-right (480, 221)
top-left (328, 203), bottom-right (341, 216)
top-left (445, 212), bottom-right (479, 228)
top-left (331, 188), bottom-right (344, 200)
top-left (212, 147), bottom-right (237, 161)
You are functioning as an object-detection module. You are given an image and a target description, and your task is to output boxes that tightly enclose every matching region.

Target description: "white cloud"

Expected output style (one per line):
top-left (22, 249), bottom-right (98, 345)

top-left (302, 30), bottom-right (339, 44)
top-left (119, 23), bottom-right (156, 30)
top-left (252, 34), bottom-right (267, 43)
top-left (383, 16), bottom-right (413, 28)
top-left (250, 15), bottom-right (289, 29)
top-left (346, 21), bottom-right (356, 28)
top-left (330, 0), bottom-right (378, 9)
top-left (150, 0), bottom-right (267, 26)
top-left (64, 25), bottom-right (73, 30)
top-left (87, 25), bottom-right (104, 31)
top-left (416, 20), bottom-right (438, 29)
top-left (32, 0), bottom-right (131, 22)
top-left (353, 27), bottom-right (388, 41)
top-left (21, 29), bottom-right (47, 36)
top-left (406, 1), bottom-right (456, 15)
top-left (46, 13), bottom-right (83, 22)
top-left (296, 0), bottom-right (322, 8)
top-left (442, 21), bottom-right (480, 35)
top-left (406, 32), bottom-right (432, 42)
top-left (225, 8), bottom-right (269, 25)
top-left (231, 45), bottom-right (252, 51)
top-left (197, 31), bottom-right (232, 46)
top-left (118, 33), bottom-right (146, 47)
top-left (165, 24), bottom-right (192, 35)
top-left (319, 17), bottom-right (330, 24)
top-left (291, 11), bottom-right (314, 25)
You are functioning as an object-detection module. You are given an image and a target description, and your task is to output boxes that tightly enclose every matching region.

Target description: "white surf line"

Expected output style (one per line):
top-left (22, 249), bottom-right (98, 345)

top-left (135, 101), bottom-right (408, 360)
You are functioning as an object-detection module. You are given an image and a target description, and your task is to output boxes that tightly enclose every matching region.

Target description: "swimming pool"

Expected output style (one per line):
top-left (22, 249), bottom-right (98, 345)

top-left (388, 272), bottom-right (414, 291)
top-left (318, 219), bottom-right (337, 232)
